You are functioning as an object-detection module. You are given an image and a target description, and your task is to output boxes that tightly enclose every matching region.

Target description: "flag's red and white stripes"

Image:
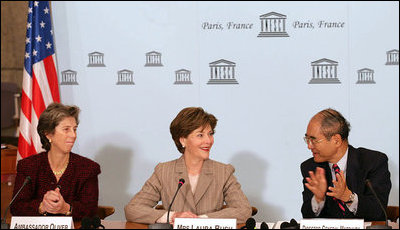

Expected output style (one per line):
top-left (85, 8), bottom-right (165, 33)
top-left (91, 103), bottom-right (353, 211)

top-left (18, 1), bottom-right (60, 160)
top-left (18, 54), bottom-right (60, 160)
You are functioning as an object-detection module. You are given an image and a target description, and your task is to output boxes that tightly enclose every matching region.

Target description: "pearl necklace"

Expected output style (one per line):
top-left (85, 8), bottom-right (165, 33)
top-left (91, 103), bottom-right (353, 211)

top-left (53, 159), bottom-right (69, 176)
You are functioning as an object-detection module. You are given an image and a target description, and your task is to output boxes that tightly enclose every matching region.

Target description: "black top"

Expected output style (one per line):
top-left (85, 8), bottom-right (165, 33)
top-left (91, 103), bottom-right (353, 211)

top-left (300, 145), bottom-right (391, 221)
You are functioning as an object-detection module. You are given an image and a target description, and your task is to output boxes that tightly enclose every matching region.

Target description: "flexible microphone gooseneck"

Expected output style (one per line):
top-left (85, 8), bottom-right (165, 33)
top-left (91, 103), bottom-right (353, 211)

top-left (148, 178), bottom-right (185, 229)
top-left (365, 179), bottom-right (392, 229)
top-left (167, 179), bottom-right (185, 226)
top-left (1, 176), bottom-right (31, 229)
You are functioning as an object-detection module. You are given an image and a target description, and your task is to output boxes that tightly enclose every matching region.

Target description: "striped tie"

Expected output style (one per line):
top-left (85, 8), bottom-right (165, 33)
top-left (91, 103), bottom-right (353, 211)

top-left (332, 164), bottom-right (346, 215)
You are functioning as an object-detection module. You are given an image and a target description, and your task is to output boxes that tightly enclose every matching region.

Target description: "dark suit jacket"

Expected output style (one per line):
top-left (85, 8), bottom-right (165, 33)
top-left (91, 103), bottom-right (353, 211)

top-left (10, 152), bottom-right (101, 221)
top-left (125, 156), bottom-right (252, 224)
top-left (300, 145), bottom-right (391, 221)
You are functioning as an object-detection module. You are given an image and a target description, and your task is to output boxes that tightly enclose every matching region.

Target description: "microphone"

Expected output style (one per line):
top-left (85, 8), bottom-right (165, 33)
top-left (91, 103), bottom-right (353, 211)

top-left (92, 216), bottom-right (105, 229)
top-left (80, 217), bottom-right (93, 229)
top-left (1, 176), bottom-right (31, 229)
top-left (148, 178), bottom-right (185, 229)
top-left (280, 218), bottom-right (299, 229)
top-left (166, 178), bottom-right (185, 225)
top-left (290, 219), bottom-right (300, 229)
top-left (280, 221), bottom-right (291, 229)
top-left (260, 221), bottom-right (269, 229)
top-left (240, 217), bottom-right (256, 229)
top-left (80, 216), bottom-right (105, 229)
top-left (365, 179), bottom-right (392, 229)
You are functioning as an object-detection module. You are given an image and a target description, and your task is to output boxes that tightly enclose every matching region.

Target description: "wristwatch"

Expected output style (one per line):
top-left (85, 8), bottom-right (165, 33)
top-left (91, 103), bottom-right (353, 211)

top-left (65, 204), bottom-right (73, 216)
top-left (345, 192), bottom-right (355, 204)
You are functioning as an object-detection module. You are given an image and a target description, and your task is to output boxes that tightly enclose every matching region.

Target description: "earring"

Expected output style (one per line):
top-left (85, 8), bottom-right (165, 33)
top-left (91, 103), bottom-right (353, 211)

top-left (49, 139), bottom-right (52, 143)
top-left (182, 145), bottom-right (185, 148)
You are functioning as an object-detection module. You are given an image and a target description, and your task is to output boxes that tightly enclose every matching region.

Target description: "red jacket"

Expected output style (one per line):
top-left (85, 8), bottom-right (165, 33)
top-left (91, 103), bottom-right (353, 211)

top-left (10, 152), bottom-right (101, 221)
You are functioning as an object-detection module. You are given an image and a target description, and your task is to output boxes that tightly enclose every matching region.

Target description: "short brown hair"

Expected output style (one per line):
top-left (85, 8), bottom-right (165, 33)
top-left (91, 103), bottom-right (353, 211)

top-left (37, 102), bottom-right (80, 151)
top-left (170, 107), bottom-right (217, 153)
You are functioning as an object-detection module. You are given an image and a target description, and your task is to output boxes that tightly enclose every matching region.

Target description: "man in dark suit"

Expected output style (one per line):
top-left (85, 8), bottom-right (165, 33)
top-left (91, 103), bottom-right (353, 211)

top-left (300, 108), bottom-right (391, 221)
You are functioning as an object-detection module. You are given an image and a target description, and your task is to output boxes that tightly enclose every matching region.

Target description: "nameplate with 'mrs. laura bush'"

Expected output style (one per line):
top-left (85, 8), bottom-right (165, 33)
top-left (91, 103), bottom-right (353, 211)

top-left (10, 216), bottom-right (73, 229)
top-left (173, 218), bottom-right (236, 229)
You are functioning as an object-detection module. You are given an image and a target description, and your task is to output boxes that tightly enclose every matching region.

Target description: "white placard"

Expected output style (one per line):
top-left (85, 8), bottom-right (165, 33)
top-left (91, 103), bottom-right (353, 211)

top-left (173, 218), bottom-right (236, 229)
top-left (10, 216), bottom-right (74, 229)
top-left (300, 218), bottom-right (364, 229)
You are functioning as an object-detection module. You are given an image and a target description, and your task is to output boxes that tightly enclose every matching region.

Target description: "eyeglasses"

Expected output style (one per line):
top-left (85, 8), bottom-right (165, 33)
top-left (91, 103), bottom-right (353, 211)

top-left (303, 136), bottom-right (325, 145)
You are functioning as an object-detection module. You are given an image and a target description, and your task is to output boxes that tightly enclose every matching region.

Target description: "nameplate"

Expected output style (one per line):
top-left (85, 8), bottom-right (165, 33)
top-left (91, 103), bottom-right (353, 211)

top-left (174, 218), bottom-right (236, 229)
top-left (10, 216), bottom-right (74, 229)
top-left (300, 218), bottom-right (364, 229)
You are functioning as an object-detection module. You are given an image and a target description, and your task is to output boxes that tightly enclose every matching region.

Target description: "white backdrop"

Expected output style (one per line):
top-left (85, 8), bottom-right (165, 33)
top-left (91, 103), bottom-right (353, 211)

top-left (51, 1), bottom-right (399, 222)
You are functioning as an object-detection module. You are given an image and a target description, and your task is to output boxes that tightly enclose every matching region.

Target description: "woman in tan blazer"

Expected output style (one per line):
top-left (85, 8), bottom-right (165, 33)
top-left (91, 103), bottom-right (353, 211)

top-left (124, 107), bottom-right (252, 224)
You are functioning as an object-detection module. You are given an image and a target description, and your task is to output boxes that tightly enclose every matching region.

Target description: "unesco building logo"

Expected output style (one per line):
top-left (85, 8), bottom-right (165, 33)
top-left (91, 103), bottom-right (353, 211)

top-left (207, 59), bottom-right (238, 85)
top-left (309, 58), bottom-right (341, 84)
top-left (87, 51), bottom-right (106, 67)
top-left (60, 70), bottom-right (78, 85)
top-left (257, 12), bottom-right (289, 38)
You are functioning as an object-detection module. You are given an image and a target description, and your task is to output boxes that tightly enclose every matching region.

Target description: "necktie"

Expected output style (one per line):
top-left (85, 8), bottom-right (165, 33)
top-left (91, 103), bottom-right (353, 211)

top-left (332, 164), bottom-right (346, 215)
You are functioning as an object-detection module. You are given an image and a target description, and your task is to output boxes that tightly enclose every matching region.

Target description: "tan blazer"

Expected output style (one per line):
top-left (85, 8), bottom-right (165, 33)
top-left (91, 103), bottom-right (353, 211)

top-left (125, 156), bottom-right (252, 224)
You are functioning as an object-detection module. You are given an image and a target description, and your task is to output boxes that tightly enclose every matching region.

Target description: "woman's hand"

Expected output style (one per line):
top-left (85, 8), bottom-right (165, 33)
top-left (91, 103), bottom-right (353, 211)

top-left (171, 211), bottom-right (198, 225)
top-left (41, 187), bottom-right (69, 214)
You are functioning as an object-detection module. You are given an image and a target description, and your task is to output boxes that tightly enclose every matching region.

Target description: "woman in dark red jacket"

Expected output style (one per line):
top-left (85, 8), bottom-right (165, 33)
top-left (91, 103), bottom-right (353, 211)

top-left (11, 102), bottom-right (101, 221)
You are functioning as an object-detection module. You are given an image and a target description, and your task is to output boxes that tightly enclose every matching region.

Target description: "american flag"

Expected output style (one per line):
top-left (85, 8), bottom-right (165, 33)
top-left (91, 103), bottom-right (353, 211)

top-left (18, 1), bottom-right (60, 159)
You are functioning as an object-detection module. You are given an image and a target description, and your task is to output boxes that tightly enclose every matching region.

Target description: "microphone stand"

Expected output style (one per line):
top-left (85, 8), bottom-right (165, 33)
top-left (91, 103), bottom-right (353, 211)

top-left (1, 177), bottom-right (31, 229)
top-left (148, 179), bottom-right (185, 229)
top-left (365, 179), bottom-right (392, 229)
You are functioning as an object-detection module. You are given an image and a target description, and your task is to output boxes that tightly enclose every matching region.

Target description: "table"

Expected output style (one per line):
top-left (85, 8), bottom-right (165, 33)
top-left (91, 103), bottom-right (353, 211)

top-left (3, 218), bottom-right (398, 229)
top-left (72, 220), bottom-right (399, 229)
top-left (74, 220), bottom-right (147, 229)
top-left (75, 220), bottom-right (244, 229)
